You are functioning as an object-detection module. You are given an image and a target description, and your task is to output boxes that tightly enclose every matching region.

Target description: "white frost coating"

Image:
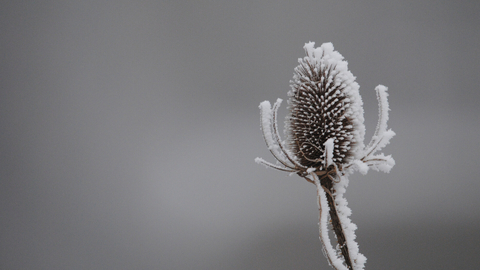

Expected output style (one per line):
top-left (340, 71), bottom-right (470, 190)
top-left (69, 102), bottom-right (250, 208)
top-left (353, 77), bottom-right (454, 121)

top-left (324, 138), bottom-right (335, 167)
top-left (257, 98), bottom-right (309, 174)
top-left (375, 155), bottom-right (395, 173)
top-left (353, 160), bottom-right (369, 175)
top-left (259, 100), bottom-right (275, 149)
top-left (368, 129), bottom-right (395, 159)
top-left (259, 100), bottom-right (295, 169)
top-left (313, 173), bottom-right (348, 270)
top-left (272, 98), bottom-right (301, 168)
top-left (346, 84), bottom-right (395, 175)
top-left (255, 157), bottom-right (296, 172)
top-left (333, 174), bottom-right (366, 270)
top-left (364, 153), bottom-right (395, 173)
top-left (373, 85), bottom-right (390, 140)
top-left (363, 85), bottom-right (394, 158)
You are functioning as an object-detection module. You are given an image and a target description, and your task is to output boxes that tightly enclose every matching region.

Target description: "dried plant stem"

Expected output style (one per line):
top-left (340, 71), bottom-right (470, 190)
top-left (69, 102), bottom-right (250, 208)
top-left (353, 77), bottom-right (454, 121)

top-left (313, 172), bottom-right (353, 270)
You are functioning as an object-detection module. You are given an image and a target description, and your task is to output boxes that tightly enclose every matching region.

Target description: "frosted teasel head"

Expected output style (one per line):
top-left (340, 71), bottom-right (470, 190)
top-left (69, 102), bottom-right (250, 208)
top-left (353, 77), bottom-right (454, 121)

top-left (286, 42), bottom-right (364, 170)
top-left (255, 42), bottom-right (395, 177)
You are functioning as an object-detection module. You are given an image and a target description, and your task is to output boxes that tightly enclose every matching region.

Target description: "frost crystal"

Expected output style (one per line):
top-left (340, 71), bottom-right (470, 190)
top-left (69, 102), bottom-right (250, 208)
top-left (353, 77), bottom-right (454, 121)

top-left (255, 42), bottom-right (395, 270)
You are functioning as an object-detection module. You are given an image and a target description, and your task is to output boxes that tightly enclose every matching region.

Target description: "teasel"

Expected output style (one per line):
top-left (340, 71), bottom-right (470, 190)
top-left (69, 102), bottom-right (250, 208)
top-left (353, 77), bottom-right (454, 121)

top-left (255, 42), bottom-right (395, 270)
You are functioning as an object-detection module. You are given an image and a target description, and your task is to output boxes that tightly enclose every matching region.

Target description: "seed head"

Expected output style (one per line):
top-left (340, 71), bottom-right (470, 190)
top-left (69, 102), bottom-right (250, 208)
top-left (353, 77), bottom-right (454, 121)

top-left (286, 42), bottom-right (365, 169)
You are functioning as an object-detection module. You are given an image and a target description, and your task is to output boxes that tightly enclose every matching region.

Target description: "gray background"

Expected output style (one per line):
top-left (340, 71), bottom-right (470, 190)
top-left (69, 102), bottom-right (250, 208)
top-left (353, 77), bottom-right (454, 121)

top-left (1, 1), bottom-right (479, 269)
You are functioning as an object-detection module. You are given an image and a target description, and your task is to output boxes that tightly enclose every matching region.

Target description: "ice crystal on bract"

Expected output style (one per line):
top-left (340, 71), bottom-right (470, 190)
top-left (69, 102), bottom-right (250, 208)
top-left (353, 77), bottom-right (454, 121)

top-left (255, 42), bottom-right (395, 270)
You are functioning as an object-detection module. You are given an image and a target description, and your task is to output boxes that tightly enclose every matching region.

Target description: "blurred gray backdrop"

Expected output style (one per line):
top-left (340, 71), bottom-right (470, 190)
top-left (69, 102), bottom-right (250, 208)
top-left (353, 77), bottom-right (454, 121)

top-left (1, 1), bottom-right (479, 269)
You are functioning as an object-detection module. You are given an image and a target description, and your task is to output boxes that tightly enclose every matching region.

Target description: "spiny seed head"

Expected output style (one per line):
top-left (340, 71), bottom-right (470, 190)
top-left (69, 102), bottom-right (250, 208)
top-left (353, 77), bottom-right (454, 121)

top-left (286, 42), bottom-right (365, 169)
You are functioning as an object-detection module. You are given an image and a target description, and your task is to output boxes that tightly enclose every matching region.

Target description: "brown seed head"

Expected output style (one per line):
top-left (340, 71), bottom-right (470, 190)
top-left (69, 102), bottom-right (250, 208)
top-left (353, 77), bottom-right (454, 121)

top-left (286, 43), bottom-right (364, 169)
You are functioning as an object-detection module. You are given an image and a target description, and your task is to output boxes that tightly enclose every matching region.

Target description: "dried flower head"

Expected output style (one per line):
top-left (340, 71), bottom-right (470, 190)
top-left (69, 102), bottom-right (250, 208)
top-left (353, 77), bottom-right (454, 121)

top-left (286, 42), bottom-right (364, 169)
top-left (255, 42), bottom-right (395, 270)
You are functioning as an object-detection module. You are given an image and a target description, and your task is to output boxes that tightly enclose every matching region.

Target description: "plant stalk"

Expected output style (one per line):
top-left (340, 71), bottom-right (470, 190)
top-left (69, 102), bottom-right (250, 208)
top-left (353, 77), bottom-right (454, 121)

top-left (316, 172), bottom-right (354, 270)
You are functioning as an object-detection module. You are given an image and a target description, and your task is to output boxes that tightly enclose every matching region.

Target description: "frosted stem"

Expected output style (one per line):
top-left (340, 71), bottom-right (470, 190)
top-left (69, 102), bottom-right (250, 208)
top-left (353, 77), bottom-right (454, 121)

top-left (312, 172), bottom-right (350, 270)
